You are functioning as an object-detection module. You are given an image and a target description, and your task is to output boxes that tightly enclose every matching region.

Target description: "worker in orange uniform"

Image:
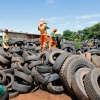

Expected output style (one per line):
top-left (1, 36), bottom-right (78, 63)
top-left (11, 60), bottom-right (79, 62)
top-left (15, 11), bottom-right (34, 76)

top-left (49, 28), bottom-right (58, 50)
top-left (38, 19), bottom-right (50, 50)
top-left (2, 29), bottom-right (10, 50)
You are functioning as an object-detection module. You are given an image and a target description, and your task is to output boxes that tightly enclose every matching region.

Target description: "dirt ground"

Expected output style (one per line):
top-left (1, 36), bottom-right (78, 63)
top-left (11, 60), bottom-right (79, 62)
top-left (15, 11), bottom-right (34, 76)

top-left (10, 89), bottom-right (78, 100)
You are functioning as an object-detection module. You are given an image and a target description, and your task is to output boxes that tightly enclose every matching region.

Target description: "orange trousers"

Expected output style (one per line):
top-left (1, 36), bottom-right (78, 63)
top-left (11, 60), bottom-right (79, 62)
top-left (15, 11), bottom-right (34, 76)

top-left (51, 37), bottom-right (56, 47)
top-left (40, 34), bottom-right (48, 48)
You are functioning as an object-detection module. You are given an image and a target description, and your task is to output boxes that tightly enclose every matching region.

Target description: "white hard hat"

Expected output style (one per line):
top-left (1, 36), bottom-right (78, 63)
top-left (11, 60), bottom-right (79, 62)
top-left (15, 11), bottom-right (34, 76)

top-left (40, 19), bottom-right (44, 21)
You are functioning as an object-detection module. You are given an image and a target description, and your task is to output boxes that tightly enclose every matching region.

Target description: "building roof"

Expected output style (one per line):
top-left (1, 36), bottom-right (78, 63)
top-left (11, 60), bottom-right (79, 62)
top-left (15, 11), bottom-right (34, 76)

top-left (0, 29), bottom-right (40, 36)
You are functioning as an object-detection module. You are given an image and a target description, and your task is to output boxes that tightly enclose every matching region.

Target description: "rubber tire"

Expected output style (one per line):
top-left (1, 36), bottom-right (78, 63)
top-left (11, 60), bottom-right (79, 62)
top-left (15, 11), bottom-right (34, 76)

top-left (85, 52), bottom-right (92, 61)
top-left (23, 40), bottom-right (32, 44)
top-left (24, 54), bottom-right (39, 62)
top-left (84, 68), bottom-right (100, 100)
top-left (5, 74), bottom-right (14, 89)
top-left (9, 48), bottom-right (21, 53)
top-left (23, 63), bottom-right (31, 75)
top-left (22, 45), bottom-right (36, 51)
top-left (88, 49), bottom-right (100, 55)
top-left (12, 82), bottom-right (32, 93)
top-left (12, 53), bottom-right (21, 57)
top-left (1, 68), bottom-right (14, 74)
top-left (0, 50), bottom-right (9, 58)
top-left (22, 51), bottom-right (29, 58)
top-left (28, 61), bottom-right (42, 69)
top-left (11, 57), bottom-right (24, 63)
top-left (60, 55), bottom-right (83, 83)
top-left (53, 52), bottom-right (71, 73)
top-left (36, 66), bottom-right (52, 73)
top-left (35, 46), bottom-right (41, 52)
top-left (14, 70), bottom-right (33, 85)
top-left (91, 55), bottom-right (100, 68)
top-left (38, 51), bottom-right (49, 65)
top-left (62, 56), bottom-right (95, 94)
top-left (49, 50), bottom-right (64, 64)
top-left (72, 68), bottom-right (91, 100)
top-left (82, 47), bottom-right (90, 52)
top-left (31, 69), bottom-right (48, 85)
top-left (61, 44), bottom-right (75, 51)
top-left (0, 71), bottom-right (6, 84)
top-left (0, 55), bottom-right (10, 65)
top-left (45, 73), bottom-right (59, 85)
top-left (8, 88), bottom-right (19, 99)
top-left (47, 82), bottom-right (64, 94)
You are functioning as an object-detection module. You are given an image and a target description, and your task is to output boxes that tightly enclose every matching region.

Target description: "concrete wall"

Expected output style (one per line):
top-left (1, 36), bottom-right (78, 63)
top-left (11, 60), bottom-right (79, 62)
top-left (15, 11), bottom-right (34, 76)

top-left (0, 29), bottom-right (40, 39)
top-left (8, 32), bottom-right (40, 39)
top-left (8, 32), bottom-right (27, 39)
top-left (33, 35), bottom-right (40, 39)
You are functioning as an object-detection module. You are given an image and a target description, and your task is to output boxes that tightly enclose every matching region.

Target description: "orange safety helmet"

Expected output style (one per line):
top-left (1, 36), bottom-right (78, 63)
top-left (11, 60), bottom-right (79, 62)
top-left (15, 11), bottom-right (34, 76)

top-left (53, 28), bottom-right (57, 32)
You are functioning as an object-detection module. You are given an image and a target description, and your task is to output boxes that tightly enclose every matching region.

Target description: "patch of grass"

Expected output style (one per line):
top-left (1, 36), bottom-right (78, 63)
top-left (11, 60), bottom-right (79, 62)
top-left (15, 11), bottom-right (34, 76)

top-left (75, 42), bottom-right (82, 49)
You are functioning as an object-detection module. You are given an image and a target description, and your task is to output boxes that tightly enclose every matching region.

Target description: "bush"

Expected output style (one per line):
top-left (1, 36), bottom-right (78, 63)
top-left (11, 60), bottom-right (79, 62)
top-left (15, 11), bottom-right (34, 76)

top-left (75, 42), bottom-right (82, 49)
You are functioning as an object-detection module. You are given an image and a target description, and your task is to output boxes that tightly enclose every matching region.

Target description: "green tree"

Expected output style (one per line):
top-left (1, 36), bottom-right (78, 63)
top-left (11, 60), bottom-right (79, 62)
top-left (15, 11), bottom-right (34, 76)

top-left (62, 29), bottom-right (74, 40)
top-left (62, 22), bottom-right (100, 41)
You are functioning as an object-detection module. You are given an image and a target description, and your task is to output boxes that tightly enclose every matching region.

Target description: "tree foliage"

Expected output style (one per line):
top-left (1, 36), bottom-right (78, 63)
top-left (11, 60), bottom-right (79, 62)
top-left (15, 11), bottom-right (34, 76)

top-left (62, 29), bottom-right (77, 41)
top-left (62, 22), bottom-right (100, 41)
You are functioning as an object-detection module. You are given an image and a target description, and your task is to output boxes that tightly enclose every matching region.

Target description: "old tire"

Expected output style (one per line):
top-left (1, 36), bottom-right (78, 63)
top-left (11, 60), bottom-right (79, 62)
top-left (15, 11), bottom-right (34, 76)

top-left (38, 51), bottom-right (50, 65)
top-left (12, 82), bottom-right (32, 93)
top-left (24, 55), bottom-right (39, 62)
top-left (0, 55), bottom-right (10, 65)
top-left (28, 61), bottom-right (42, 69)
top-left (91, 55), bottom-right (100, 68)
top-left (36, 66), bottom-right (52, 73)
top-left (84, 68), bottom-right (100, 100)
top-left (72, 68), bottom-right (91, 100)
top-left (0, 71), bottom-right (6, 84)
top-left (62, 57), bottom-right (95, 94)
top-left (14, 70), bottom-right (33, 85)
top-left (8, 88), bottom-right (19, 99)
top-left (53, 52), bottom-right (71, 73)
top-left (5, 74), bottom-right (14, 89)
top-left (47, 82), bottom-right (64, 94)
top-left (23, 63), bottom-right (31, 75)
top-left (49, 50), bottom-right (64, 64)
top-left (60, 55), bottom-right (83, 83)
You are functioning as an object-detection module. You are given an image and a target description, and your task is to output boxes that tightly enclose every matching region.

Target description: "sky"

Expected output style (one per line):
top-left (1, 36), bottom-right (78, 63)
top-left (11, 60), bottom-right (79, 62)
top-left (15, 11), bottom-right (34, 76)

top-left (0, 0), bottom-right (100, 35)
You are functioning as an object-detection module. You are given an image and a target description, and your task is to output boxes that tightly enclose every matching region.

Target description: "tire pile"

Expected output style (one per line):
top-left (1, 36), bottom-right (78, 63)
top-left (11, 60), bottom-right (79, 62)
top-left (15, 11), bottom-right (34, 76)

top-left (0, 38), bottom-right (100, 100)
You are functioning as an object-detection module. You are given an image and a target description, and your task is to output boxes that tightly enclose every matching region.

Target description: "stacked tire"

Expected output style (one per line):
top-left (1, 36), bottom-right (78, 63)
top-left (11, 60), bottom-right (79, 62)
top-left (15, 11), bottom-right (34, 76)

top-left (0, 38), bottom-right (100, 100)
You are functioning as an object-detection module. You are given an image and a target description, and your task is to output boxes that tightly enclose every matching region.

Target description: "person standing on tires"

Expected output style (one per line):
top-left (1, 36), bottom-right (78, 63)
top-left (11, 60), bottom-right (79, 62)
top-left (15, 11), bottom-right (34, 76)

top-left (2, 29), bottom-right (10, 50)
top-left (49, 28), bottom-right (58, 50)
top-left (0, 85), bottom-right (9, 100)
top-left (38, 19), bottom-right (50, 50)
